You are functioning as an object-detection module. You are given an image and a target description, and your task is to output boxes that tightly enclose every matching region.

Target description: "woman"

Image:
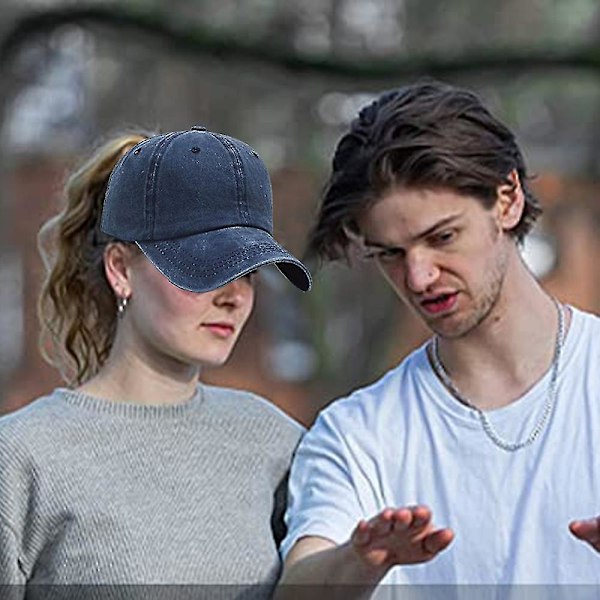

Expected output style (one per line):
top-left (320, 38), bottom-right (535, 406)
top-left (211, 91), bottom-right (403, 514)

top-left (0, 126), bottom-right (311, 592)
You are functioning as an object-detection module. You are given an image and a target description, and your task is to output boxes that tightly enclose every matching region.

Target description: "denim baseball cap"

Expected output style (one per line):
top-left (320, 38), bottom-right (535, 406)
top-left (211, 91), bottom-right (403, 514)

top-left (101, 126), bottom-right (311, 292)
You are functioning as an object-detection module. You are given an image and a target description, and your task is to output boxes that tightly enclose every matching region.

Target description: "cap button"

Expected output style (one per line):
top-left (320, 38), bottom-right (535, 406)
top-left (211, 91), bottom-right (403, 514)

top-left (190, 125), bottom-right (207, 132)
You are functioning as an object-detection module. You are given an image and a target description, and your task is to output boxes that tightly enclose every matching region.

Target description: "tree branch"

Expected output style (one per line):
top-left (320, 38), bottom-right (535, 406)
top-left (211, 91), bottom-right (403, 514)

top-left (1, 5), bottom-right (600, 82)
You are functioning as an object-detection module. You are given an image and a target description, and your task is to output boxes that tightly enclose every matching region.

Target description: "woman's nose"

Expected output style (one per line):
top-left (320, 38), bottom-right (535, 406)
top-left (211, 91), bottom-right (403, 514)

top-left (213, 277), bottom-right (253, 308)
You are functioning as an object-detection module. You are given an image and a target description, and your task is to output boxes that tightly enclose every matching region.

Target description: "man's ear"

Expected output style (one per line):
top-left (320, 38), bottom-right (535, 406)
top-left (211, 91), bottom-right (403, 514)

top-left (103, 242), bottom-right (134, 299)
top-left (496, 170), bottom-right (525, 233)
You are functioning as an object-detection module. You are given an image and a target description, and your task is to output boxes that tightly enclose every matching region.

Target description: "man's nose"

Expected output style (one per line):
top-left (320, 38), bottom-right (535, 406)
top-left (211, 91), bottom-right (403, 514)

top-left (405, 252), bottom-right (439, 293)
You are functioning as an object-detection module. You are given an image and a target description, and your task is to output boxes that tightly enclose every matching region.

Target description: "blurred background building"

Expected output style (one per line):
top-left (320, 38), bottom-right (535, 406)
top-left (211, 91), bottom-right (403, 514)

top-left (1, 0), bottom-right (600, 425)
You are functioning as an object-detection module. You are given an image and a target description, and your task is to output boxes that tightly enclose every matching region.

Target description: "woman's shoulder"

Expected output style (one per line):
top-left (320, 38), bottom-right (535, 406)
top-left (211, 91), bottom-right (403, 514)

top-left (0, 390), bottom-right (68, 436)
top-left (0, 390), bottom-right (74, 472)
top-left (200, 383), bottom-right (305, 443)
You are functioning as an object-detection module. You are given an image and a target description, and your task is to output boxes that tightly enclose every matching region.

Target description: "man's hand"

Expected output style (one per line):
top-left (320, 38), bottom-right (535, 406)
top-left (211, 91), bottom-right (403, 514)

top-left (277, 505), bottom-right (454, 597)
top-left (569, 517), bottom-right (600, 552)
top-left (350, 505), bottom-right (454, 571)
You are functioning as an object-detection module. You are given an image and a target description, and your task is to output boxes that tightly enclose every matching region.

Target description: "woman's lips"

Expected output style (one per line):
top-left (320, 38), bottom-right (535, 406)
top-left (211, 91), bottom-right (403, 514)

top-left (202, 323), bottom-right (235, 338)
top-left (420, 292), bottom-right (458, 315)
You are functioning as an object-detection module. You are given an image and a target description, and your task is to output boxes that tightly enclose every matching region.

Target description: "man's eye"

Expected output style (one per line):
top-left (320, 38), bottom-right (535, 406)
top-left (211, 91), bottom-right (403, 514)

top-left (364, 247), bottom-right (403, 263)
top-left (432, 230), bottom-right (455, 245)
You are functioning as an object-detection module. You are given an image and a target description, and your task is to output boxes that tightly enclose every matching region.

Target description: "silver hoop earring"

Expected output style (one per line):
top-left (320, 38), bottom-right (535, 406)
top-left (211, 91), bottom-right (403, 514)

top-left (117, 296), bottom-right (129, 317)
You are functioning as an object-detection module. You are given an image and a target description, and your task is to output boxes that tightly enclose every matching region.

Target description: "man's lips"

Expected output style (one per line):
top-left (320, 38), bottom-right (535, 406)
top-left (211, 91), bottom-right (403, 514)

top-left (419, 292), bottom-right (459, 315)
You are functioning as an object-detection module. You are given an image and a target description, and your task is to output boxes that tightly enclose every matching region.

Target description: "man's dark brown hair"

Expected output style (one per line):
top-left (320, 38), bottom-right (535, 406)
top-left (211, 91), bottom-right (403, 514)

top-left (307, 80), bottom-right (541, 262)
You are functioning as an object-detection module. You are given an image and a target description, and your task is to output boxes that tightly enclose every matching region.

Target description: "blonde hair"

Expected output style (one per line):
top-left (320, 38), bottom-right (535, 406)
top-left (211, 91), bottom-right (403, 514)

top-left (38, 132), bottom-right (149, 386)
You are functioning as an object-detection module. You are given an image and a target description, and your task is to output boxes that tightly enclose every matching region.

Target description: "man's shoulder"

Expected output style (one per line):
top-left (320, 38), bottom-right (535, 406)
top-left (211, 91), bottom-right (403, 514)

top-left (317, 343), bottom-right (429, 425)
top-left (568, 306), bottom-right (600, 349)
top-left (572, 305), bottom-right (600, 327)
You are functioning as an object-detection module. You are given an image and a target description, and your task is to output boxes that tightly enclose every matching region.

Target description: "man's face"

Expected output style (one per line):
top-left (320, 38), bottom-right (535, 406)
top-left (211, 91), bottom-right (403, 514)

top-left (356, 186), bottom-right (514, 339)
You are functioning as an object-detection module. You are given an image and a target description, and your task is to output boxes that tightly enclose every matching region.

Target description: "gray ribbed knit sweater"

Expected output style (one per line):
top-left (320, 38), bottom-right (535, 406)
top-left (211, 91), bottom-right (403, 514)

top-left (0, 384), bottom-right (303, 590)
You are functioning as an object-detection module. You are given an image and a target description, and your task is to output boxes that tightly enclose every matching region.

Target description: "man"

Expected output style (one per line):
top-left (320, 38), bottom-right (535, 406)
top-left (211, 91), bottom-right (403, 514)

top-left (277, 81), bottom-right (600, 594)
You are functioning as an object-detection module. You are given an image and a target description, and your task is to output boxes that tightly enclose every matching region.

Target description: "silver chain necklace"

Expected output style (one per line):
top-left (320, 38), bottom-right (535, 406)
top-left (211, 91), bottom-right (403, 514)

top-left (429, 298), bottom-right (565, 452)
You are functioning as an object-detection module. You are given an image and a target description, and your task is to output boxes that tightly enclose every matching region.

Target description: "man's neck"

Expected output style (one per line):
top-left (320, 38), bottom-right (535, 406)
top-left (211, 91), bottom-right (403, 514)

top-left (434, 261), bottom-right (569, 411)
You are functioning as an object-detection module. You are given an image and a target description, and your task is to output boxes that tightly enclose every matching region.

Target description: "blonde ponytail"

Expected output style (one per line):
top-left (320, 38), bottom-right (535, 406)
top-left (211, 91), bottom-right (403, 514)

top-left (38, 132), bottom-right (149, 385)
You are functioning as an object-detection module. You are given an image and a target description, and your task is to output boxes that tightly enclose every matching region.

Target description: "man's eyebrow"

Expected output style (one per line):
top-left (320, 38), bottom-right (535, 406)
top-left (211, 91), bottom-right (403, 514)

top-left (363, 213), bottom-right (463, 248)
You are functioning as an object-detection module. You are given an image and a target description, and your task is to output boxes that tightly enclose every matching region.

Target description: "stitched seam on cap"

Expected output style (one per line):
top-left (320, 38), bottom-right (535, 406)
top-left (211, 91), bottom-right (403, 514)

top-left (213, 135), bottom-right (250, 225)
top-left (150, 242), bottom-right (281, 276)
top-left (146, 132), bottom-right (183, 238)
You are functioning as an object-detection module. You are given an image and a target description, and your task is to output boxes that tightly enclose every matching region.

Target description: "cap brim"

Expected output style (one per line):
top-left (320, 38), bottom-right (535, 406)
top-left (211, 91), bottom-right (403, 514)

top-left (136, 226), bottom-right (311, 293)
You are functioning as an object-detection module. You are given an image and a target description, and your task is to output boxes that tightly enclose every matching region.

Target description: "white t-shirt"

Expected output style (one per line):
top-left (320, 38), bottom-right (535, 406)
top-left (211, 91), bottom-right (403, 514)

top-left (282, 306), bottom-right (600, 585)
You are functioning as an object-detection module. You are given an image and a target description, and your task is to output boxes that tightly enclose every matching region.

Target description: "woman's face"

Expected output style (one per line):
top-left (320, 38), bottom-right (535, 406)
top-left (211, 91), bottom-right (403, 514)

top-left (120, 252), bottom-right (255, 369)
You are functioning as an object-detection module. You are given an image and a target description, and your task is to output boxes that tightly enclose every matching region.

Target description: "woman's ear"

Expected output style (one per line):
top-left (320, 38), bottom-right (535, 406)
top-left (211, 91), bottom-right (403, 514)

top-left (103, 242), bottom-right (134, 299)
top-left (496, 170), bottom-right (525, 233)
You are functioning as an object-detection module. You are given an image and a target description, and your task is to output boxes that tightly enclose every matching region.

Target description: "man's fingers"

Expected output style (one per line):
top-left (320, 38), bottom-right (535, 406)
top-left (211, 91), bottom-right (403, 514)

top-left (352, 520), bottom-right (371, 547)
top-left (364, 508), bottom-right (395, 537)
top-left (352, 509), bottom-right (407, 545)
top-left (391, 505), bottom-right (431, 531)
top-left (569, 517), bottom-right (600, 547)
top-left (408, 505), bottom-right (432, 529)
top-left (390, 508), bottom-right (413, 531)
top-left (352, 510), bottom-right (453, 568)
top-left (422, 528), bottom-right (455, 556)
